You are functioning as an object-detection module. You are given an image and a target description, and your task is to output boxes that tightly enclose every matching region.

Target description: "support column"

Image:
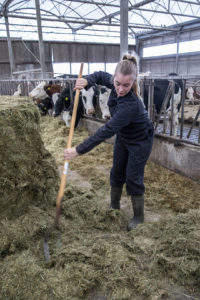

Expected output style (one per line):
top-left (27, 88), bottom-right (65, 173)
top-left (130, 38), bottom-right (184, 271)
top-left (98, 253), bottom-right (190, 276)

top-left (35, 0), bottom-right (46, 78)
top-left (135, 36), bottom-right (141, 71)
top-left (120, 0), bottom-right (129, 59)
top-left (175, 31), bottom-right (180, 74)
top-left (5, 15), bottom-right (15, 78)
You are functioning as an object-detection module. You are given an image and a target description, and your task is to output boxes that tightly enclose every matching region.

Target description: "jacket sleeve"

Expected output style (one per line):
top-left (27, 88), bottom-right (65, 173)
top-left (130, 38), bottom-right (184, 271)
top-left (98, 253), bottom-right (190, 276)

top-left (76, 102), bottom-right (137, 154)
top-left (85, 71), bottom-right (113, 89)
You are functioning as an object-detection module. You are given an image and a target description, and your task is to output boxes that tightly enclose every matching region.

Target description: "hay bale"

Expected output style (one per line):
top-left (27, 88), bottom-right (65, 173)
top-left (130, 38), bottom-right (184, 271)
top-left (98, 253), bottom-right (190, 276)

top-left (0, 96), bottom-right (59, 218)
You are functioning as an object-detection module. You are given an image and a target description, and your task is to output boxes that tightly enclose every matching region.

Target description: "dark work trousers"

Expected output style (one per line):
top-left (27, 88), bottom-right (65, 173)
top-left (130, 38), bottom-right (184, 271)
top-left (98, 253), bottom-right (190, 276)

top-left (110, 129), bottom-right (154, 195)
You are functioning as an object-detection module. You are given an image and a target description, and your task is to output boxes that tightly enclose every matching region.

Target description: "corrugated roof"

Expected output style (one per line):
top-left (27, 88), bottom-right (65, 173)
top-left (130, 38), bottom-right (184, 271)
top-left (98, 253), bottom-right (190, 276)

top-left (0, 0), bottom-right (199, 43)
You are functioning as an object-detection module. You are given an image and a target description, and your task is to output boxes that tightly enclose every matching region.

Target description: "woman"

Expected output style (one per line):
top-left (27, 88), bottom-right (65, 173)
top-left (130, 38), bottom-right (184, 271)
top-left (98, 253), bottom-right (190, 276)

top-left (64, 54), bottom-right (154, 231)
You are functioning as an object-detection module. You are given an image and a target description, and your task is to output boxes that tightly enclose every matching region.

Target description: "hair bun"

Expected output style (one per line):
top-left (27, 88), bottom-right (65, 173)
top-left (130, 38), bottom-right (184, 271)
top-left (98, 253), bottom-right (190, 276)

top-left (122, 54), bottom-right (137, 66)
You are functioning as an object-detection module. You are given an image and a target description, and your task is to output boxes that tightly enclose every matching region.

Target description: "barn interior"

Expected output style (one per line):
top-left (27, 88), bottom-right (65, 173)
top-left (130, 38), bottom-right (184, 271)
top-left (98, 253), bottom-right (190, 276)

top-left (0, 1), bottom-right (200, 300)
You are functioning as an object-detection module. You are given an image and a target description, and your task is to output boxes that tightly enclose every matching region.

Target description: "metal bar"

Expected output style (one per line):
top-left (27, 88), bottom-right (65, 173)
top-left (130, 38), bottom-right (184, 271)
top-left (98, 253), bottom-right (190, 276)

top-left (4, 15), bottom-right (15, 78)
top-left (169, 81), bottom-right (175, 136)
top-left (187, 106), bottom-right (200, 139)
top-left (12, 68), bottom-right (42, 74)
top-left (120, 0), bottom-right (128, 59)
top-left (147, 79), bottom-right (154, 121)
top-left (0, 0), bottom-right (14, 13)
top-left (35, 0), bottom-right (46, 79)
top-left (133, 7), bottom-right (200, 19)
top-left (76, 0), bottom-right (156, 31)
top-left (62, 0), bottom-right (120, 7)
top-left (0, 27), bottom-right (122, 38)
top-left (175, 31), bottom-right (180, 74)
top-left (0, 13), bottom-right (178, 31)
top-left (155, 132), bottom-right (200, 147)
top-left (150, 80), bottom-right (154, 121)
top-left (180, 79), bottom-right (186, 139)
top-left (198, 122), bottom-right (200, 144)
top-left (154, 83), bottom-right (172, 131)
top-left (173, 0), bottom-right (200, 5)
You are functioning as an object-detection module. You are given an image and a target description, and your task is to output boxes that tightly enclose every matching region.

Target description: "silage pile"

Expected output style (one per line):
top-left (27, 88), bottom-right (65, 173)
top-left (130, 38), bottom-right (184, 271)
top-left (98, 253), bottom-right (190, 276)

top-left (0, 97), bottom-right (59, 218)
top-left (0, 104), bottom-right (200, 300)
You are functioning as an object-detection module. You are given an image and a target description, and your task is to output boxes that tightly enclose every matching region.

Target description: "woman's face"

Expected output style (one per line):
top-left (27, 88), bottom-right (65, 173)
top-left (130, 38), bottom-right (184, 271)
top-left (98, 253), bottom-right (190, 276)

top-left (114, 73), bottom-right (135, 97)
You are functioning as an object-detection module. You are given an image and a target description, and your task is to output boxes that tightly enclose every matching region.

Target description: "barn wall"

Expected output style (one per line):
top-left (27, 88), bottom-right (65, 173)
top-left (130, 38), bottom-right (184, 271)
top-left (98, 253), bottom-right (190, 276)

top-left (0, 40), bottom-right (53, 79)
top-left (82, 119), bottom-right (200, 182)
top-left (0, 39), bottom-right (135, 79)
top-left (141, 53), bottom-right (200, 75)
top-left (51, 42), bottom-right (134, 63)
top-left (138, 26), bottom-right (200, 75)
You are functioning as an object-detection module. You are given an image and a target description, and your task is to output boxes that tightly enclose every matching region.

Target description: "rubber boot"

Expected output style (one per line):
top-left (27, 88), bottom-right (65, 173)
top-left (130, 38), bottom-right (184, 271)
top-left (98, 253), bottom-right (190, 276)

top-left (127, 194), bottom-right (144, 231)
top-left (109, 186), bottom-right (123, 209)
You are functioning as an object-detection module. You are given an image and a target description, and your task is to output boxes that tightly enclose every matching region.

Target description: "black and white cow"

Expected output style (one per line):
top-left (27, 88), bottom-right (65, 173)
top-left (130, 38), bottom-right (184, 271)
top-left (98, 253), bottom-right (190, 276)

top-left (52, 87), bottom-right (85, 128)
top-left (53, 85), bottom-right (100, 127)
top-left (81, 86), bottom-right (99, 116)
top-left (142, 73), bottom-right (183, 136)
top-left (98, 86), bottom-right (111, 119)
top-left (29, 81), bottom-right (62, 115)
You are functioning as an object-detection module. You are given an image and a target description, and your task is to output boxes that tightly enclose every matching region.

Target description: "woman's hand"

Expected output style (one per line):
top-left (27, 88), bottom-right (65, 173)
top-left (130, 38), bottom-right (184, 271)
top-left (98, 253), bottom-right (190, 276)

top-left (74, 78), bottom-right (88, 90)
top-left (64, 147), bottom-right (78, 160)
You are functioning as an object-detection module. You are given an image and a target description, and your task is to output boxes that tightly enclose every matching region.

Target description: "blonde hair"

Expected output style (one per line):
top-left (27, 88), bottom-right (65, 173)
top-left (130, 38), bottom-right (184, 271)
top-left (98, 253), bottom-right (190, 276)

top-left (114, 53), bottom-right (139, 97)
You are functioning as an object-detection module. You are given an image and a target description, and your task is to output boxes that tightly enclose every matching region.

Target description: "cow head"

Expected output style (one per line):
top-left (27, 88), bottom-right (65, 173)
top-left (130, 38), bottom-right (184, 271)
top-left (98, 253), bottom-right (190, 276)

top-left (51, 93), bottom-right (60, 116)
top-left (29, 81), bottom-right (47, 99)
top-left (186, 87), bottom-right (194, 101)
top-left (44, 84), bottom-right (61, 97)
top-left (81, 87), bottom-right (95, 115)
top-left (62, 111), bottom-right (71, 127)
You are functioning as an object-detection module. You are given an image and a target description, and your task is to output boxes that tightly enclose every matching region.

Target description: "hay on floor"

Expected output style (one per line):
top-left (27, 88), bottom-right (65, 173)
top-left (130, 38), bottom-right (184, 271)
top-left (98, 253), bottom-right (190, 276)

top-left (0, 103), bottom-right (200, 300)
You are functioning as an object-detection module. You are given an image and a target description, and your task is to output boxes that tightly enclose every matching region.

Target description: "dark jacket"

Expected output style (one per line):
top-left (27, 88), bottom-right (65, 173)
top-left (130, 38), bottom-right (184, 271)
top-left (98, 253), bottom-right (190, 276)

top-left (76, 71), bottom-right (153, 154)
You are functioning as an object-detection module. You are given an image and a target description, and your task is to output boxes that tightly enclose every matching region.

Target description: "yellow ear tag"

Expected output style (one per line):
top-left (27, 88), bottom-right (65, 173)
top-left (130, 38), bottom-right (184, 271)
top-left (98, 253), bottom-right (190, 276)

top-left (48, 87), bottom-right (50, 90)
top-left (65, 97), bottom-right (68, 101)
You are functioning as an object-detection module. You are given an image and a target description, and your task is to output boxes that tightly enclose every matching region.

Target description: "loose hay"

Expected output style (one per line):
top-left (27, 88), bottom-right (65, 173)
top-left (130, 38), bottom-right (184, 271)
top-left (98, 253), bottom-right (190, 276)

top-left (0, 102), bottom-right (200, 300)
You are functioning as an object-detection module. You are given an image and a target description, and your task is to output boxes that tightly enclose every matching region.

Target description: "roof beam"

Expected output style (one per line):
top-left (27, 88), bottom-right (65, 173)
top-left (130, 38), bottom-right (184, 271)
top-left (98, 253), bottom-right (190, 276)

top-left (173, 0), bottom-right (200, 5)
top-left (76, 0), bottom-right (156, 31)
top-left (137, 19), bottom-right (200, 39)
top-left (0, 13), bottom-right (179, 31)
top-left (133, 7), bottom-right (200, 19)
top-left (69, 0), bottom-right (119, 8)
top-left (0, 0), bottom-right (15, 13)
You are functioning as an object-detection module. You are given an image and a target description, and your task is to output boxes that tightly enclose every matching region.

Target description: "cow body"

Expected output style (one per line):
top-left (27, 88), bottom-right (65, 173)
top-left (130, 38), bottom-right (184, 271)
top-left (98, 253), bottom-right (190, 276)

top-left (142, 74), bottom-right (183, 136)
top-left (13, 84), bottom-right (21, 97)
top-left (185, 86), bottom-right (200, 103)
top-left (44, 84), bottom-right (61, 97)
top-left (53, 86), bottom-right (100, 127)
top-left (53, 88), bottom-right (83, 128)
top-left (52, 86), bottom-right (71, 116)
top-left (52, 86), bottom-right (72, 127)
top-left (164, 85), bottom-right (182, 136)
top-left (99, 86), bottom-right (111, 119)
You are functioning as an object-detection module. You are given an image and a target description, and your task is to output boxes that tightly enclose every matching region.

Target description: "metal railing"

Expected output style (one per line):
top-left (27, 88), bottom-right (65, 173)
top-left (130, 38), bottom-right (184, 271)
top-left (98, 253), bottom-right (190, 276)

top-left (140, 75), bottom-right (200, 145)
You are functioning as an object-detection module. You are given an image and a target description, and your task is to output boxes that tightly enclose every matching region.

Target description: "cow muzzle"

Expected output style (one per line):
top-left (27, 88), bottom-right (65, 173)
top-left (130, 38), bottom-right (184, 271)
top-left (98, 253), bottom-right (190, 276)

top-left (103, 114), bottom-right (111, 120)
top-left (87, 108), bottom-right (95, 115)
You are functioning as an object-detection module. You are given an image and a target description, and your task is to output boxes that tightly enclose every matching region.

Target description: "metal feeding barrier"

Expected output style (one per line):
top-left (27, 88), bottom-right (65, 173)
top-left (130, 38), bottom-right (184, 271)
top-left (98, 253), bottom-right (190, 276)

top-left (0, 75), bottom-right (200, 146)
top-left (0, 78), bottom-right (76, 97)
top-left (140, 75), bottom-right (200, 146)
